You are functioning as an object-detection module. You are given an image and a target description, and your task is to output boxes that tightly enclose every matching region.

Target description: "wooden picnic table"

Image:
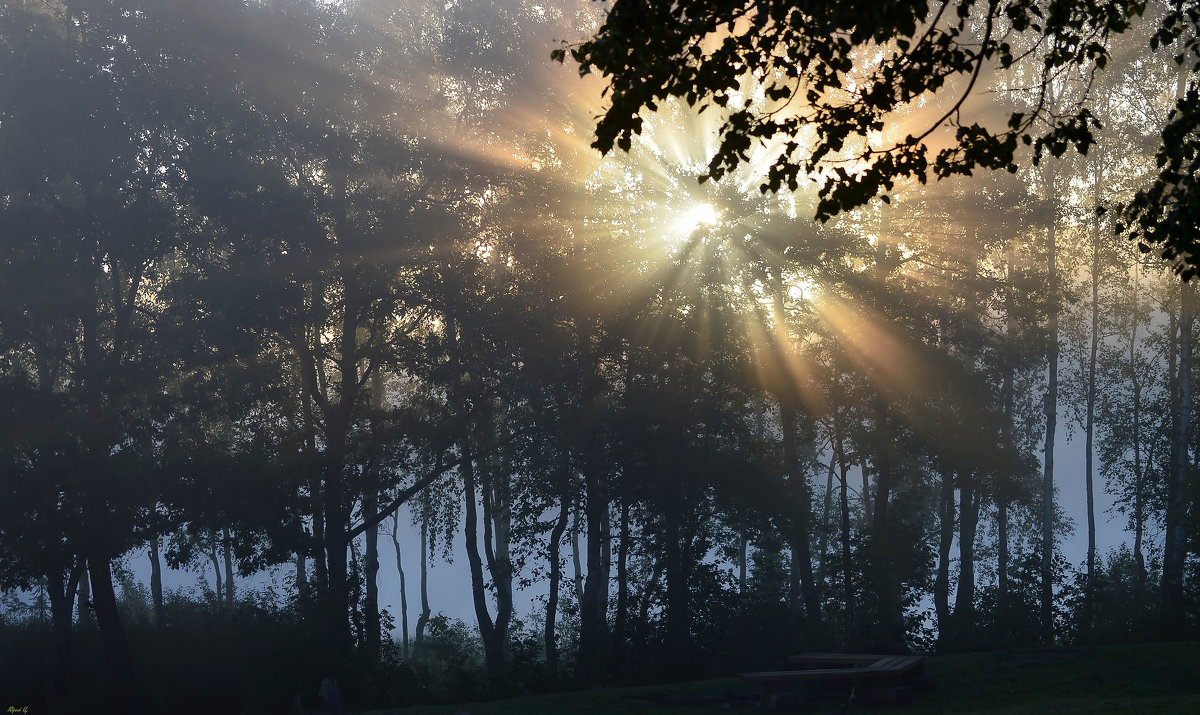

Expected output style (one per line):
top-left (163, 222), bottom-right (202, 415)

top-left (739, 653), bottom-right (928, 709)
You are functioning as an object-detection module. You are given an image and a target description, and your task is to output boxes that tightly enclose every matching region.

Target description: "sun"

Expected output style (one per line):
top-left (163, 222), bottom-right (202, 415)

top-left (672, 202), bottom-right (723, 235)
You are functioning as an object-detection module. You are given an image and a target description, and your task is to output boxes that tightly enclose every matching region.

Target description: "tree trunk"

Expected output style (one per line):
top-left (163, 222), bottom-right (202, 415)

top-left (954, 478), bottom-right (979, 650)
top-left (415, 507), bottom-right (431, 651)
top-left (299, 357), bottom-right (328, 594)
top-left (310, 483), bottom-right (328, 594)
top-left (389, 515), bottom-right (411, 661)
top-left (209, 536), bottom-right (223, 602)
top-left (480, 423), bottom-right (514, 686)
top-left (1041, 159), bottom-right (1059, 645)
top-left (836, 439), bottom-right (855, 648)
top-left (577, 462), bottom-right (610, 686)
top-left (349, 543), bottom-right (364, 646)
top-left (322, 425), bottom-right (353, 653)
top-left (819, 459), bottom-right (835, 566)
top-left (771, 270), bottom-right (821, 631)
top-left (459, 418), bottom-right (508, 687)
top-left (871, 395), bottom-right (905, 651)
top-left (48, 562), bottom-right (83, 703)
top-left (222, 526), bottom-right (234, 606)
top-left (860, 460), bottom-right (872, 522)
top-left (780, 402), bottom-right (820, 629)
top-left (571, 504), bottom-right (585, 606)
top-left (934, 466), bottom-right (954, 651)
top-left (364, 369), bottom-right (384, 660)
top-left (663, 498), bottom-right (690, 676)
top-left (88, 552), bottom-right (136, 711)
top-left (1131, 322), bottom-right (1146, 600)
top-left (1164, 278), bottom-right (1191, 632)
top-left (323, 157), bottom-right (363, 656)
top-left (364, 484), bottom-right (380, 660)
top-left (1082, 159), bottom-right (1102, 637)
top-left (149, 536), bottom-right (165, 629)
top-left (36, 577), bottom-right (47, 623)
top-left (544, 459), bottom-right (570, 680)
top-left (77, 557), bottom-right (92, 627)
top-left (324, 528), bottom-right (350, 651)
top-left (996, 499), bottom-right (1009, 633)
top-left (611, 496), bottom-right (631, 678)
top-left (737, 533), bottom-right (748, 594)
top-left (828, 371), bottom-right (856, 648)
top-left (296, 551), bottom-right (309, 601)
top-left (599, 499), bottom-right (611, 629)
top-left (998, 263), bottom-right (1015, 634)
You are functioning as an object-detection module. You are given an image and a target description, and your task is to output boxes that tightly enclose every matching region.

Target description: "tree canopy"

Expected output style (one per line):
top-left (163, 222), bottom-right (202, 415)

top-left (558, 0), bottom-right (1200, 275)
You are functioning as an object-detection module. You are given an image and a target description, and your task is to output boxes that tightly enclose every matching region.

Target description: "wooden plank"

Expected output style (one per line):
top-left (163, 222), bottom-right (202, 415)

top-left (883, 657), bottom-right (926, 671)
top-left (867, 655), bottom-right (908, 671)
top-left (870, 655), bottom-right (923, 674)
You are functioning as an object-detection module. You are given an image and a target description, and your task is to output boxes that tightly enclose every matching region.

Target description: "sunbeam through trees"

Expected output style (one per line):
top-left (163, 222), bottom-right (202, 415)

top-left (2, 1), bottom-right (1200, 712)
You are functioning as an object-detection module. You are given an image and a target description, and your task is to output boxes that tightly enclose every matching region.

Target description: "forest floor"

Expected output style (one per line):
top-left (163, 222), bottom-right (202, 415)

top-left (362, 640), bottom-right (1200, 714)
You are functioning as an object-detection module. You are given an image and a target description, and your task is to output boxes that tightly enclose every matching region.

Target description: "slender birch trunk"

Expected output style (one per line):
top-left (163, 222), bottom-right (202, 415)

top-left (1082, 156), bottom-right (1104, 636)
top-left (934, 465), bottom-right (955, 651)
top-left (414, 508), bottom-right (431, 650)
top-left (389, 514), bottom-right (410, 660)
top-left (544, 460), bottom-right (570, 679)
top-left (1041, 156), bottom-right (1059, 645)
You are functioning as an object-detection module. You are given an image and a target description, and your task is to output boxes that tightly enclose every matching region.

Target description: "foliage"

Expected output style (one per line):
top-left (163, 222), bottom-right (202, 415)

top-left (406, 615), bottom-right (488, 703)
top-left (562, 0), bottom-right (1140, 217)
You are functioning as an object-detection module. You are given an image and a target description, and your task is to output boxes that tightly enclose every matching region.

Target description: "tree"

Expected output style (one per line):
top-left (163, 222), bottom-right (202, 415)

top-left (561, 0), bottom-right (1150, 229)
top-left (560, 0), bottom-right (1200, 647)
top-left (1122, 10), bottom-right (1200, 276)
top-left (0, 2), bottom-right (197, 704)
top-left (164, 0), bottom-right (489, 662)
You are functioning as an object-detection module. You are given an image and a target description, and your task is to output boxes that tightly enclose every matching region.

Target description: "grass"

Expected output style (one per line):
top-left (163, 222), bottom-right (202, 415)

top-left (359, 641), bottom-right (1200, 714)
top-left (897, 641), bottom-right (1200, 714)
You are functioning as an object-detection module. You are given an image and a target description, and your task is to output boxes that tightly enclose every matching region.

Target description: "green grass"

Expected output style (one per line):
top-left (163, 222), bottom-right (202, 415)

top-left (359, 679), bottom-right (757, 714)
top-left (898, 641), bottom-right (1200, 714)
top-left (360, 641), bottom-right (1200, 714)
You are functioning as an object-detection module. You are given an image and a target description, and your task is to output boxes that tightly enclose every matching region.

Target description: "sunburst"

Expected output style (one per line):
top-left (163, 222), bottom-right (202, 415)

top-left (419, 49), bottom-right (937, 411)
top-left (672, 202), bottom-right (723, 236)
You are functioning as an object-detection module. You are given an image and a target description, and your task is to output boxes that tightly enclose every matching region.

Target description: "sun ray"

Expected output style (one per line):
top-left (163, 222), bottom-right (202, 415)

top-left (400, 31), bottom-right (989, 428)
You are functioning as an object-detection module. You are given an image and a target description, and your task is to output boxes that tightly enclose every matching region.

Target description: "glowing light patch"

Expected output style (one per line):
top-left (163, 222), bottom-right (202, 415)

top-left (673, 202), bottom-right (722, 234)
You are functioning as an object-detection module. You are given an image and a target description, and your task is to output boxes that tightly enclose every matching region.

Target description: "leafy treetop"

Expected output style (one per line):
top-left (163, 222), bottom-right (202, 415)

top-left (557, 0), bottom-right (1200, 277)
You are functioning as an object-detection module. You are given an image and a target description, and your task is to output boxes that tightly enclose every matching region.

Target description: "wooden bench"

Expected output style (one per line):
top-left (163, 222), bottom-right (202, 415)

top-left (739, 653), bottom-right (926, 709)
